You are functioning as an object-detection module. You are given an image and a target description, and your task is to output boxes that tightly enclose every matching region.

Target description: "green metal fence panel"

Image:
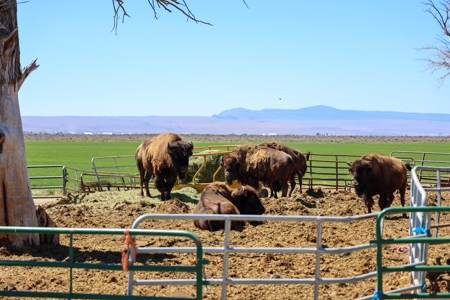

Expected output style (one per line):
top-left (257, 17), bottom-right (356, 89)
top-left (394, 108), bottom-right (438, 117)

top-left (0, 227), bottom-right (209, 300)
top-left (370, 206), bottom-right (450, 299)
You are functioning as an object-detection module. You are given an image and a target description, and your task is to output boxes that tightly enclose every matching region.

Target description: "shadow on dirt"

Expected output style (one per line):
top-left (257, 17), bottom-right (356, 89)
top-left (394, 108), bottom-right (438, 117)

top-left (306, 188), bottom-right (325, 198)
top-left (0, 242), bottom-right (178, 265)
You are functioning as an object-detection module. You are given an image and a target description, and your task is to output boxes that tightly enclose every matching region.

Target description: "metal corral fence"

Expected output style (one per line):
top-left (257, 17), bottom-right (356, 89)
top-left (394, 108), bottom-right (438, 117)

top-left (390, 151), bottom-right (450, 188)
top-left (27, 165), bottom-right (67, 198)
top-left (124, 165), bottom-right (450, 300)
top-left (369, 166), bottom-right (450, 299)
top-left (0, 227), bottom-right (209, 300)
top-left (127, 212), bottom-right (378, 300)
top-left (28, 148), bottom-right (450, 197)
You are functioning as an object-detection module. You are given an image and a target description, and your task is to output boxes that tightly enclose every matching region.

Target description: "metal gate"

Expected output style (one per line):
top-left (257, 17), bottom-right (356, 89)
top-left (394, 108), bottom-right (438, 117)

top-left (369, 166), bottom-right (450, 299)
top-left (0, 227), bottom-right (209, 299)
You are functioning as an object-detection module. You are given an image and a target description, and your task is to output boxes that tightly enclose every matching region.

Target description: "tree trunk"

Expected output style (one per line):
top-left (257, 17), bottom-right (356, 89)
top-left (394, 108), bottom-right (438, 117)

top-left (0, 0), bottom-right (40, 247)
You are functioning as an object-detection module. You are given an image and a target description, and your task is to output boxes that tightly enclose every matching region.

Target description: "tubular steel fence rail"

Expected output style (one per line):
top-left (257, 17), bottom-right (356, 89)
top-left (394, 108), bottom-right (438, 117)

top-left (28, 165), bottom-right (67, 198)
top-left (390, 151), bottom-right (450, 188)
top-left (130, 213), bottom-right (382, 300)
top-left (0, 227), bottom-right (209, 300)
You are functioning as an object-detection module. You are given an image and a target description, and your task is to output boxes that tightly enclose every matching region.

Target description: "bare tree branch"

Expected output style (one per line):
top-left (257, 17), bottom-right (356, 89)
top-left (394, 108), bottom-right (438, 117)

top-left (420, 38), bottom-right (450, 87)
top-left (112, 0), bottom-right (215, 34)
top-left (421, 0), bottom-right (450, 85)
top-left (423, 0), bottom-right (450, 36)
top-left (18, 57), bottom-right (39, 90)
top-left (112, 0), bottom-right (131, 34)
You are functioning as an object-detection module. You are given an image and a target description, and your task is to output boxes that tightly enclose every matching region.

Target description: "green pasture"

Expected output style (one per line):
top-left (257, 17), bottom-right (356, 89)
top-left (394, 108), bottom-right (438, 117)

top-left (25, 140), bottom-right (450, 170)
top-left (25, 140), bottom-right (450, 193)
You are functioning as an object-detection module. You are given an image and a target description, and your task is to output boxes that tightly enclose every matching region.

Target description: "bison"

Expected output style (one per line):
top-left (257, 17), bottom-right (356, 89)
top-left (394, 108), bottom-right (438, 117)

top-left (221, 144), bottom-right (301, 198)
top-left (135, 132), bottom-right (193, 201)
top-left (347, 153), bottom-right (411, 217)
top-left (193, 182), bottom-right (265, 231)
top-left (259, 141), bottom-right (310, 195)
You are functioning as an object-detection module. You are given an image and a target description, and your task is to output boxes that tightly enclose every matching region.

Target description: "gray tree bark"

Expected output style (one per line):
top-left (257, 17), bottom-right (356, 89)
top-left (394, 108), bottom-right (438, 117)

top-left (0, 0), bottom-right (40, 247)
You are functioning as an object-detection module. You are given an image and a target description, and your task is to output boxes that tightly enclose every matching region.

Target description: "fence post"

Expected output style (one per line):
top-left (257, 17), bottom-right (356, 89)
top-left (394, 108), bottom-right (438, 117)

top-left (62, 166), bottom-right (68, 196)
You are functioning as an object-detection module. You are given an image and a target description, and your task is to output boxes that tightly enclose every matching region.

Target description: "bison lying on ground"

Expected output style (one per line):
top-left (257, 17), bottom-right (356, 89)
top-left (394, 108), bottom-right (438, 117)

top-left (347, 153), bottom-right (411, 217)
top-left (259, 141), bottom-right (310, 195)
top-left (135, 132), bottom-right (193, 201)
top-left (221, 144), bottom-right (301, 198)
top-left (193, 182), bottom-right (265, 231)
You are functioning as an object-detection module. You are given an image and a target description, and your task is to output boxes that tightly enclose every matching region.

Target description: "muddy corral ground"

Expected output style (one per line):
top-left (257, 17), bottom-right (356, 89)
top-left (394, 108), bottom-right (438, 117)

top-left (2, 187), bottom-right (450, 300)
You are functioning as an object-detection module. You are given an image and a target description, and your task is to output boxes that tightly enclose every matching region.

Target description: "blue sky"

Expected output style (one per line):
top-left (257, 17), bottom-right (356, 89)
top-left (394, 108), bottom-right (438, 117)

top-left (17, 1), bottom-right (450, 116)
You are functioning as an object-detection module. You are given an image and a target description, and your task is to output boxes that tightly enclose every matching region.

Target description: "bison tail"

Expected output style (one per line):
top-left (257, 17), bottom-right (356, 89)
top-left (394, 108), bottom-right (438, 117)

top-left (405, 162), bottom-right (412, 171)
top-left (305, 152), bottom-right (311, 161)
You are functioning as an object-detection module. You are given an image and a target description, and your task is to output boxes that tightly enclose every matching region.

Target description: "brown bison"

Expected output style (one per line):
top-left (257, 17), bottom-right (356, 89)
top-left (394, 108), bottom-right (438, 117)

top-left (221, 144), bottom-right (301, 198)
top-left (347, 153), bottom-right (411, 217)
top-left (193, 182), bottom-right (265, 231)
top-left (259, 141), bottom-right (310, 195)
top-left (135, 132), bottom-right (193, 201)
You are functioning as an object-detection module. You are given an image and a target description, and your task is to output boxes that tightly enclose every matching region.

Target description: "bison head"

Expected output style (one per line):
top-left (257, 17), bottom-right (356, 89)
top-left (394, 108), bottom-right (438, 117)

top-left (347, 160), bottom-right (372, 194)
top-left (231, 185), bottom-right (265, 215)
top-left (168, 141), bottom-right (194, 179)
top-left (221, 154), bottom-right (240, 184)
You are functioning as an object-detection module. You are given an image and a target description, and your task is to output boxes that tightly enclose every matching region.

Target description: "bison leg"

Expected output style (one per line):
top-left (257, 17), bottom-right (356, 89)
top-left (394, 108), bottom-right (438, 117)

top-left (271, 181), bottom-right (282, 199)
top-left (138, 168), bottom-right (146, 197)
top-left (280, 181), bottom-right (289, 198)
top-left (399, 184), bottom-right (407, 218)
top-left (162, 179), bottom-right (176, 201)
top-left (298, 176), bottom-right (303, 194)
top-left (271, 189), bottom-right (278, 199)
top-left (288, 175), bottom-right (296, 197)
top-left (363, 195), bottom-right (374, 214)
top-left (154, 172), bottom-right (167, 201)
top-left (379, 192), bottom-right (391, 212)
top-left (144, 171), bottom-right (152, 198)
top-left (387, 193), bottom-right (395, 208)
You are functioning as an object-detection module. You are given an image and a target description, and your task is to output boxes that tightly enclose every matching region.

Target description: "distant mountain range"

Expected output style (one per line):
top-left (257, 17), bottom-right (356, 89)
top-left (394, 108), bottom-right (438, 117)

top-left (212, 105), bottom-right (450, 122)
top-left (22, 105), bottom-right (450, 136)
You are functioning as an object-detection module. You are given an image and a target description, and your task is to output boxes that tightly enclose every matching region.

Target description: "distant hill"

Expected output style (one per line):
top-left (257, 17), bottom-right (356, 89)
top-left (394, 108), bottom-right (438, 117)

top-left (212, 105), bottom-right (450, 122)
top-left (21, 106), bottom-right (450, 136)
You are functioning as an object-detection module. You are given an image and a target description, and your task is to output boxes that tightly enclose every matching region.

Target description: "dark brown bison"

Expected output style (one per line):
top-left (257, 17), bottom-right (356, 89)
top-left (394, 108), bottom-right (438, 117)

top-left (259, 141), bottom-right (310, 195)
top-left (193, 182), bottom-right (265, 231)
top-left (347, 153), bottom-right (411, 217)
top-left (221, 144), bottom-right (301, 198)
top-left (135, 132), bottom-right (193, 201)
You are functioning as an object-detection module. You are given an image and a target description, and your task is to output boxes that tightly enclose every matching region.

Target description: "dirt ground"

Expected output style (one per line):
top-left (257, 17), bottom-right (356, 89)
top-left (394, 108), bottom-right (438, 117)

top-left (1, 185), bottom-right (450, 300)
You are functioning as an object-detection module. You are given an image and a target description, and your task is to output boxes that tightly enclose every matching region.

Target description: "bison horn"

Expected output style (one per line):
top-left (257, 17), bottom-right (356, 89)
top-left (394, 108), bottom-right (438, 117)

top-left (167, 142), bottom-right (173, 154)
top-left (241, 185), bottom-right (247, 196)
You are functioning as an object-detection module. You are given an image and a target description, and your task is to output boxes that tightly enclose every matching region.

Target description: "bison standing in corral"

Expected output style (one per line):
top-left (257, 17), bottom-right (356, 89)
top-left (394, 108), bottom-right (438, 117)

top-left (193, 182), bottom-right (265, 231)
top-left (347, 153), bottom-right (411, 217)
top-left (221, 144), bottom-right (301, 198)
top-left (259, 141), bottom-right (310, 195)
top-left (135, 132), bottom-right (193, 201)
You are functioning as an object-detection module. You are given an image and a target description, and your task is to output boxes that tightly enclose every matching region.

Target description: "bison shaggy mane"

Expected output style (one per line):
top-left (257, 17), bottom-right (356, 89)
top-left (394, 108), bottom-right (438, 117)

top-left (148, 132), bottom-right (182, 172)
top-left (232, 143), bottom-right (272, 171)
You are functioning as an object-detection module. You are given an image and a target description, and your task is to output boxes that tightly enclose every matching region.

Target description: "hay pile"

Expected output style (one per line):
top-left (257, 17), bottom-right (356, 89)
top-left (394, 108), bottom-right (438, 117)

top-left (181, 150), bottom-right (225, 183)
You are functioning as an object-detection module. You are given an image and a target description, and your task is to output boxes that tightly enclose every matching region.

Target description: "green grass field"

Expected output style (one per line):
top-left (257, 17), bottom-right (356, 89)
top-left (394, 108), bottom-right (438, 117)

top-left (25, 140), bottom-right (450, 171)
top-left (25, 140), bottom-right (450, 194)
top-left (24, 140), bottom-right (450, 168)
